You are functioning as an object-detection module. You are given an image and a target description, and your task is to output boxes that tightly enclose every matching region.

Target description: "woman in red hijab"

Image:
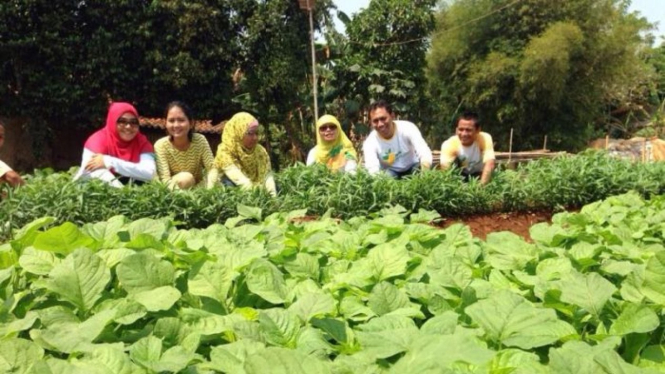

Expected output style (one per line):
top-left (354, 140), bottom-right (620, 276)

top-left (74, 102), bottom-right (155, 187)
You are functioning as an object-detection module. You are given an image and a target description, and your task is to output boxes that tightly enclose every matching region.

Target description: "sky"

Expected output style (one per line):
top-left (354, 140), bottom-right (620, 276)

top-left (332, 0), bottom-right (664, 43)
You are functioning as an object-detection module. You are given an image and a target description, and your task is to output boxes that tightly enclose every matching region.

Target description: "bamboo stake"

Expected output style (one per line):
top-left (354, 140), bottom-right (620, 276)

top-left (508, 128), bottom-right (514, 163)
top-left (543, 135), bottom-right (547, 151)
top-left (605, 135), bottom-right (609, 150)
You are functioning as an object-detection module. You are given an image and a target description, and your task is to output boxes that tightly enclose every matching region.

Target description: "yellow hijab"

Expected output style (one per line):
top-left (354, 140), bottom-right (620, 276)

top-left (214, 112), bottom-right (270, 183)
top-left (314, 115), bottom-right (357, 171)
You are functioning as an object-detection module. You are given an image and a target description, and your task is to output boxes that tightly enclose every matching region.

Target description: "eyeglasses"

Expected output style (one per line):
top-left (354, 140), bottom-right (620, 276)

top-left (245, 130), bottom-right (259, 137)
top-left (116, 118), bottom-right (140, 127)
top-left (319, 124), bottom-right (337, 132)
top-left (371, 116), bottom-right (389, 125)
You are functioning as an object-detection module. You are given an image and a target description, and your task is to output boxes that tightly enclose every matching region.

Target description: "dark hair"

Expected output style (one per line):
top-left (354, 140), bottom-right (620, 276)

top-left (457, 111), bottom-right (481, 129)
top-left (368, 100), bottom-right (394, 116)
top-left (165, 101), bottom-right (195, 141)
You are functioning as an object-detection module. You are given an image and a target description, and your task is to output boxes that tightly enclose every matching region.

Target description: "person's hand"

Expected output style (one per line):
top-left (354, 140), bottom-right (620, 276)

top-left (85, 154), bottom-right (106, 172)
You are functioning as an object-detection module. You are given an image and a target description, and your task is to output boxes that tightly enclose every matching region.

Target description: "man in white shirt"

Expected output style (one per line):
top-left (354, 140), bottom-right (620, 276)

top-left (0, 121), bottom-right (25, 187)
top-left (362, 100), bottom-right (432, 178)
top-left (440, 111), bottom-right (495, 184)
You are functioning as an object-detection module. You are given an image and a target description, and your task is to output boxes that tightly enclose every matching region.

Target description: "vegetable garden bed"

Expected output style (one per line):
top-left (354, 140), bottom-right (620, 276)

top-left (0, 192), bottom-right (664, 372)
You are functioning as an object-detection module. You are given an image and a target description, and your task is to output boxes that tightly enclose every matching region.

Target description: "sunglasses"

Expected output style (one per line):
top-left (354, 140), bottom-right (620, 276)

top-left (319, 124), bottom-right (337, 132)
top-left (116, 118), bottom-right (140, 127)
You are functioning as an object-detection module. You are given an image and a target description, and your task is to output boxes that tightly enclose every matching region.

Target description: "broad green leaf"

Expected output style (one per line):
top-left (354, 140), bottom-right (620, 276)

top-left (340, 296), bottom-right (376, 322)
top-left (465, 290), bottom-right (576, 349)
top-left (427, 255), bottom-right (473, 290)
top-left (297, 326), bottom-right (333, 357)
top-left (187, 260), bottom-right (234, 304)
top-left (609, 304), bottom-right (659, 336)
top-left (82, 216), bottom-right (126, 249)
top-left (45, 248), bottom-right (110, 312)
top-left (131, 286), bottom-right (181, 312)
top-left (536, 257), bottom-right (573, 280)
top-left (366, 242), bottom-right (409, 281)
top-left (484, 232), bottom-right (538, 270)
top-left (259, 308), bottom-right (301, 348)
top-left (642, 251), bottom-right (665, 306)
top-left (246, 259), bottom-right (288, 304)
top-left (11, 216), bottom-right (55, 250)
top-left (529, 222), bottom-right (570, 247)
top-left (125, 233), bottom-right (164, 251)
top-left (19, 247), bottom-right (59, 275)
top-left (129, 336), bottom-right (162, 370)
top-left (368, 282), bottom-right (411, 316)
top-left (487, 349), bottom-right (548, 374)
top-left (126, 218), bottom-right (169, 241)
top-left (116, 252), bottom-right (175, 294)
top-left (208, 340), bottom-right (266, 373)
top-left (549, 340), bottom-right (642, 374)
top-left (355, 315), bottom-right (419, 359)
top-left (218, 241), bottom-right (267, 271)
top-left (153, 346), bottom-right (193, 373)
top-left (33, 222), bottom-right (96, 254)
top-left (389, 333), bottom-right (495, 372)
top-left (0, 311), bottom-right (38, 337)
top-left (311, 318), bottom-right (348, 344)
top-left (557, 272), bottom-right (617, 316)
top-left (32, 309), bottom-right (116, 354)
top-left (0, 338), bottom-right (44, 373)
top-left (96, 248), bottom-right (135, 269)
top-left (78, 345), bottom-right (137, 374)
top-left (283, 253), bottom-right (320, 280)
top-left (288, 292), bottom-right (336, 322)
top-left (420, 311), bottom-right (459, 335)
top-left (243, 347), bottom-right (332, 374)
top-left (237, 204), bottom-right (263, 221)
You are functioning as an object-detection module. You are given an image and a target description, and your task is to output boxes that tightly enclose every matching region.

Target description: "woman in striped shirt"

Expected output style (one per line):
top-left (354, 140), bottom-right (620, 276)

top-left (154, 101), bottom-right (218, 189)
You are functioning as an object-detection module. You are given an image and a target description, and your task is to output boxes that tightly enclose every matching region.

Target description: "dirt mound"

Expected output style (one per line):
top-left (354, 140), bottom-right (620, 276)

top-left (439, 211), bottom-right (554, 241)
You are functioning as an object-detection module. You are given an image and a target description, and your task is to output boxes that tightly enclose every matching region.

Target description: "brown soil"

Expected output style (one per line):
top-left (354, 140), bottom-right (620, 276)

top-left (293, 210), bottom-right (556, 242)
top-left (438, 211), bottom-right (555, 242)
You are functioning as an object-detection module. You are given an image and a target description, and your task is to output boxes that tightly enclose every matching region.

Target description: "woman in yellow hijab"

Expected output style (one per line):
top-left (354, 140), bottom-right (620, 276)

top-left (306, 115), bottom-right (358, 172)
top-left (214, 112), bottom-right (276, 196)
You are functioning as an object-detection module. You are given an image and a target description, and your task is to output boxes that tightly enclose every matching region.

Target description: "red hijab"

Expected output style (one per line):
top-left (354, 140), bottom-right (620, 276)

top-left (84, 102), bottom-right (154, 163)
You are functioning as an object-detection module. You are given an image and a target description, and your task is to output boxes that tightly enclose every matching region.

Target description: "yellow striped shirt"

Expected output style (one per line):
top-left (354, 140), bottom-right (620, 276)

top-left (154, 133), bottom-right (217, 186)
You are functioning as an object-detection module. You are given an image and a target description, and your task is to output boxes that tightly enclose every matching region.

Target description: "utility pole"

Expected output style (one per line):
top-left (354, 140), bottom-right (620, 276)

top-left (298, 0), bottom-right (318, 125)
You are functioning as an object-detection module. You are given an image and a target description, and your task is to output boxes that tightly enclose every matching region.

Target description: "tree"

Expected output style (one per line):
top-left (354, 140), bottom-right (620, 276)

top-left (427, 0), bottom-right (656, 150)
top-left (329, 0), bottom-right (436, 129)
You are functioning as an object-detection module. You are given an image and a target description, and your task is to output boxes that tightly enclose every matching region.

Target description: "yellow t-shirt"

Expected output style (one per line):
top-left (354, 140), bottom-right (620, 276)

top-left (440, 132), bottom-right (495, 174)
top-left (154, 133), bottom-right (218, 187)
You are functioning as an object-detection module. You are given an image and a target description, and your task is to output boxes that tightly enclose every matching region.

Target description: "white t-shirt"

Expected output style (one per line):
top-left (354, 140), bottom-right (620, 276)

top-left (0, 159), bottom-right (13, 179)
top-left (440, 132), bottom-right (495, 174)
top-left (74, 148), bottom-right (156, 187)
top-left (362, 120), bottom-right (432, 174)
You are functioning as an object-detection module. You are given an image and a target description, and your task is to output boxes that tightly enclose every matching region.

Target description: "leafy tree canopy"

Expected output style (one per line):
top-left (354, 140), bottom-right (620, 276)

top-left (427, 0), bottom-right (657, 150)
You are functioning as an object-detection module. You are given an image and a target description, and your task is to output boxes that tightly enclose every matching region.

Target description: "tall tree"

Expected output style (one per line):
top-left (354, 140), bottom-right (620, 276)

top-left (427, 0), bottom-right (656, 150)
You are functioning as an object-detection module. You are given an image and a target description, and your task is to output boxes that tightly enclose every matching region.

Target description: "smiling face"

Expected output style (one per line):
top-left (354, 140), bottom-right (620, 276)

top-left (456, 118), bottom-right (480, 146)
top-left (318, 122), bottom-right (338, 142)
top-left (369, 107), bottom-right (395, 139)
top-left (166, 105), bottom-right (192, 141)
top-left (115, 112), bottom-right (140, 142)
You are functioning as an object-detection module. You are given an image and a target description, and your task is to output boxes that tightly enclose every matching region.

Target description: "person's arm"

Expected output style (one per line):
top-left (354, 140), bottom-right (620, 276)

top-left (439, 138), bottom-right (458, 170)
top-left (344, 159), bottom-right (358, 173)
top-left (406, 123), bottom-right (432, 169)
top-left (0, 160), bottom-right (24, 187)
top-left (74, 148), bottom-right (123, 187)
top-left (154, 141), bottom-right (172, 183)
top-left (200, 137), bottom-right (219, 189)
top-left (480, 132), bottom-right (496, 185)
top-left (222, 165), bottom-right (253, 189)
top-left (103, 153), bottom-right (156, 182)
top-left (362, 136), bottom-right (381, 175)
top-left (480, 159), bottom-right (495, 185)
top-left (264, 173), bottom-right (277, 197)
top-left (306, 147), bottom-right (316, 165)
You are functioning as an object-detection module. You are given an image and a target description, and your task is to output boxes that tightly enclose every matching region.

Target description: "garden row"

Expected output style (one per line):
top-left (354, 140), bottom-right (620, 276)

top-left (2, 151), bottom-right (665, 238)
top-left (0, 192), bottom-right (664, 372)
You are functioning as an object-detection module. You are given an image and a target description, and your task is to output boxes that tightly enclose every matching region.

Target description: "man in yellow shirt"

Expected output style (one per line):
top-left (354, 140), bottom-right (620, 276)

top-left (440, 112), bottom-right (495, 184)
top-left (0, 121), bottom-right (25, 187)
